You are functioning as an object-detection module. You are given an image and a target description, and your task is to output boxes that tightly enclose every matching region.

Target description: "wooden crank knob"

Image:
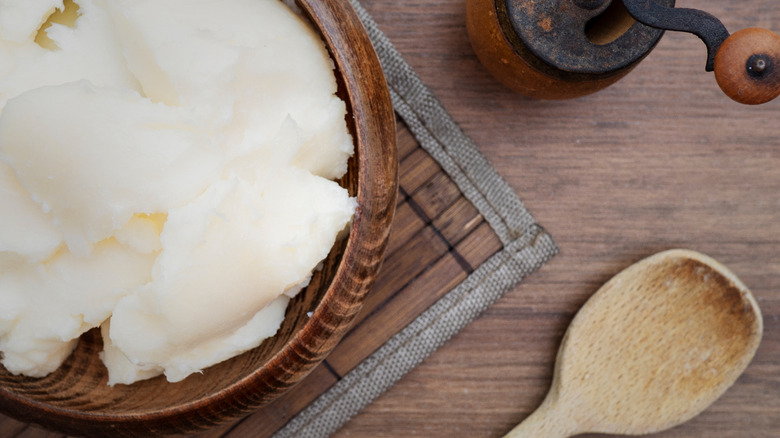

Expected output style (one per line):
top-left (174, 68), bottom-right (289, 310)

top-left (714, 28), bottom-right (780, 105)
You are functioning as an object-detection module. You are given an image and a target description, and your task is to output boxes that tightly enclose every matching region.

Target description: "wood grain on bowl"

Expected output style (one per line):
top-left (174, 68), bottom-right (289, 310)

top-left (0, 0), bottom-right (398, 436)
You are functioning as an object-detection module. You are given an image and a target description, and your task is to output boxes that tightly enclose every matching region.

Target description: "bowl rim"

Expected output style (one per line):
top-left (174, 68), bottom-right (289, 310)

top-left (0, 0), bottom-right (398, 435)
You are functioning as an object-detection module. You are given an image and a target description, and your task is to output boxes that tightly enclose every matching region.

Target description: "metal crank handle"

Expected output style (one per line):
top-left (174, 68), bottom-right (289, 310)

top-left (622, 0), bottom-right (780, 105)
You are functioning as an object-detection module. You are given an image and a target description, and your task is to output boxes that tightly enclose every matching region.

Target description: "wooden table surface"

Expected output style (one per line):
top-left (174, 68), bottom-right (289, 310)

top-left (337, 0), bottom-right (780, 436)
top-left (4, 0), bottom-right (780, 437)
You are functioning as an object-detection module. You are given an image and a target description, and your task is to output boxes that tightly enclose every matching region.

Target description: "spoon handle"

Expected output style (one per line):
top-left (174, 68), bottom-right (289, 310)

top-left (503, 397), bottom-right (575, 438)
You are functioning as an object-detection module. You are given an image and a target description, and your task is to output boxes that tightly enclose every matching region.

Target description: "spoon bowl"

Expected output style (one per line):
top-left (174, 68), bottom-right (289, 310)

top-left (506, 249), bottom-right (763, 437)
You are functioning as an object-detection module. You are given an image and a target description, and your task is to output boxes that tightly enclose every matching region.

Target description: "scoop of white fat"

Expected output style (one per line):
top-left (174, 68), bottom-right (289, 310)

top-left (0, 0), bottom-right (355, 384)
top-left (0, 81), bottom-right (222, 256)
top-left (0, 162), bottom-right (62, 264)
top-left (100, 0), bottom-right (354, 180)
top-left (108, 169), bottom-right (356, 383)
top-left (0, 238), bottom-right (156, 377)
top-left (0, 0), bottom-right (142, 109)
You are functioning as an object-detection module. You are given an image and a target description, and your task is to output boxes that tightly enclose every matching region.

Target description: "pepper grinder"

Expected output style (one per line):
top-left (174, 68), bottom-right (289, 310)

top-left (466, 0), bottom-right (780, 104)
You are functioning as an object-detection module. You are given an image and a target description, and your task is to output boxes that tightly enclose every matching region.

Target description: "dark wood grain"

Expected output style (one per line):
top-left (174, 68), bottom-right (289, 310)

top-left (0, 0), bottom-right (396, 436)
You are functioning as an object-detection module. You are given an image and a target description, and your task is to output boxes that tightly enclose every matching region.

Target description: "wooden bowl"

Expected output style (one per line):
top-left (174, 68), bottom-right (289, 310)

top-left (0, 1), bottom-right (397, 436)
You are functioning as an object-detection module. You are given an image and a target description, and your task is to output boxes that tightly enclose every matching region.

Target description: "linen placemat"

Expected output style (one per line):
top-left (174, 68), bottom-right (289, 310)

top-left (271, 2), bottom-right (559, 436)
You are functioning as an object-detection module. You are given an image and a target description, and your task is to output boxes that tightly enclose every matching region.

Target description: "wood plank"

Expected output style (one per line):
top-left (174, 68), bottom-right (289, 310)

top-left (347, 225), bottom-right (449, 329)
top-left (0, 418), bottom-right (30, 438)
top-left (7, 426), bottom-right (64, 438)
top-left (408, 171), bottom-right (463, 221)
top-left (454, 221), bottom-right (503, 270)
top-left (185, 419), bottom-right (241, 438)
top-left (432, 197), bottom-right (483, 245)
top-left (326, 252), bottom-right (468, 376)
top-left (384, 200), bottom-right (426, 256)
top-left (399, 148), bottom-right (441, 194)
top-left (396, 120), bottom-right (419, 161)
top-left (220, 364), bottom-right (338, 438)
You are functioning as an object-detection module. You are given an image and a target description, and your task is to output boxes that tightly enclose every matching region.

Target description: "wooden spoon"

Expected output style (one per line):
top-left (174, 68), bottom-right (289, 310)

top-left (505, 249), bottom-right (763, 437)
